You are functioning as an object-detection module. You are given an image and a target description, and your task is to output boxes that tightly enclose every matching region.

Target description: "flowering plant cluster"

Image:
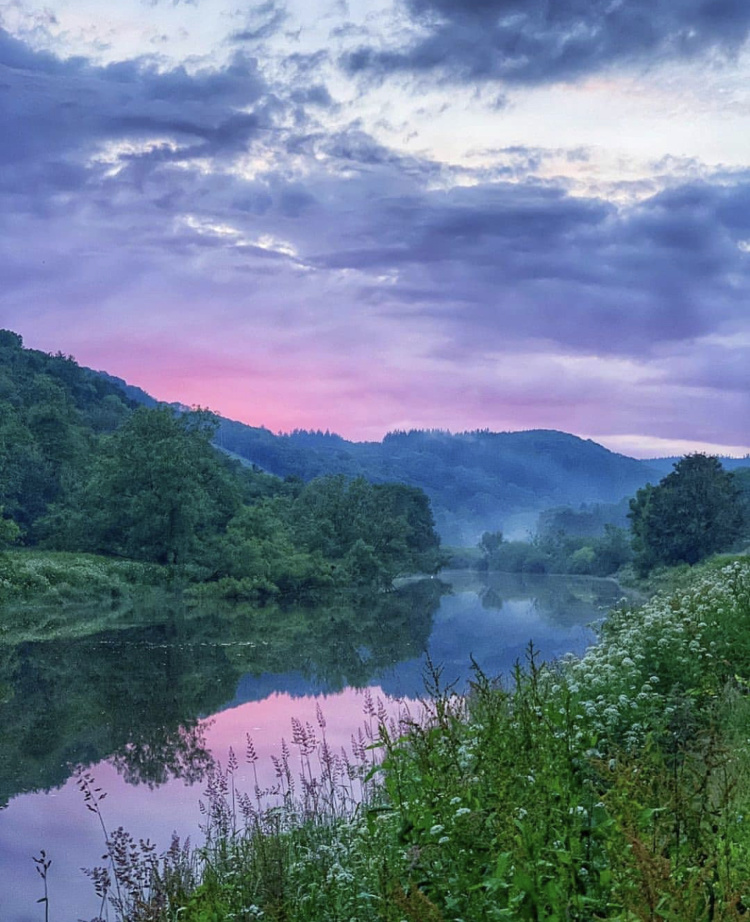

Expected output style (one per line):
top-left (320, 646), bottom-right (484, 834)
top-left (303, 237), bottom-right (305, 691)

top-left (78, 557), bottom-right (750, 921)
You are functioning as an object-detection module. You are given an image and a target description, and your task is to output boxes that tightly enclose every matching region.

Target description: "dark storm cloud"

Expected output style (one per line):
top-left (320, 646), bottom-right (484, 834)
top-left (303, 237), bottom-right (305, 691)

top-left (0, 27), bottom-right (271, 171)
top-left (343, 0), bottom-right (750, 85)
top-left (306, 156), bottom-right (750, 360)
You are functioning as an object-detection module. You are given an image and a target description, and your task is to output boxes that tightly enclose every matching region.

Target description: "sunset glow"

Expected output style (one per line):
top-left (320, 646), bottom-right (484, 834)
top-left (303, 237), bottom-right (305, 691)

top-left (1, 0), bottom-right (748, 455)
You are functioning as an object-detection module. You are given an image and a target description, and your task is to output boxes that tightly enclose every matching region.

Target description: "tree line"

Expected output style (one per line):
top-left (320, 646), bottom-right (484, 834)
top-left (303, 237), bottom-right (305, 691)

top-left (478, 452), bottom-right (749, 577)
top-left (0, 331), bottom-right (442, 597)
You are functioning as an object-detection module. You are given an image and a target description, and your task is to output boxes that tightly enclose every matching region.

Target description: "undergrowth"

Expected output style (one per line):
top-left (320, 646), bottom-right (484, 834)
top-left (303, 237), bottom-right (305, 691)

top-left (44, 558), bottom-right (750, 920)
top-left (0, 550), bottom-right (174, 642)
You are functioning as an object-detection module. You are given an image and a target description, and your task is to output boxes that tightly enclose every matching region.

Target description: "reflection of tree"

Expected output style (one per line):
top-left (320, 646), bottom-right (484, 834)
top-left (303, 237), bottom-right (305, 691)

top-left (111, 721), bottom-right (214, 788)
top-left (480, 587), bottom-right (504, 611)
top-left (0, 579), bottom-right (446, 805)
top-left (296, 580), bottom-right (444, 689)
top-left (0, 609), bottom-right (233, 806)
top-left (479, 572), bottom-right (625, 627)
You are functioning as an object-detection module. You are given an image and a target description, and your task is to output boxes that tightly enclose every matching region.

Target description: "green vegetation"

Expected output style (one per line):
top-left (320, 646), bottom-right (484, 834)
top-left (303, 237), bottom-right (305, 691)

top-left (0, 332), bottom-right (441, 599)
top-left (629, 453), bottom-right (747, 575)
top-left (536, 498), bottom-right (631, 538)
top-left (477, 524), bottom-right (633, 577)
top-left (474, 455), bottom-right (749, 581)
top-left (0, 550), bottom-right (169, 629)
top-left (68, 557), bottom-right (750, 921)
top-left (212, 423), bottom-right (658, 544)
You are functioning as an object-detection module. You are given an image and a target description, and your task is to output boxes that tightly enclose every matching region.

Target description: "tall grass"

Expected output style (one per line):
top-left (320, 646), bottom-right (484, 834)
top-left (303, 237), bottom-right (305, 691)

top-left (0, 550), bottom-right (174, 643)
top-left (70, 557), bottom-right (750, 921)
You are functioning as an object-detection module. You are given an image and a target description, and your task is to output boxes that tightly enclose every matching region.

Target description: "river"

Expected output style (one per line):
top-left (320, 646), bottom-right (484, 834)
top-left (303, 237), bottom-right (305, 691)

top-left (0, 571), bottom-right (627, 921)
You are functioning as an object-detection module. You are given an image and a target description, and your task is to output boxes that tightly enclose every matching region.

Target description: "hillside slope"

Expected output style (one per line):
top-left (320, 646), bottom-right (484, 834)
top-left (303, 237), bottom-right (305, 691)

top-left (180, 414), bottom-right (663, 543)
top-left (93, 370), bottom-right (665, 543)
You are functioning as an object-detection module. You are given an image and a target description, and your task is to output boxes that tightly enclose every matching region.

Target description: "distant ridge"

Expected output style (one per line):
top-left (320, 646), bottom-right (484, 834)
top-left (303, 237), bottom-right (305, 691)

top-left (642, 456), bottom-right (750, 476)
top-left (211, 420), bottom-right (661, 542)
top-left (89, 368), bottom-right (749, 544)
top-left (90, 373), bottom-right (656, 541)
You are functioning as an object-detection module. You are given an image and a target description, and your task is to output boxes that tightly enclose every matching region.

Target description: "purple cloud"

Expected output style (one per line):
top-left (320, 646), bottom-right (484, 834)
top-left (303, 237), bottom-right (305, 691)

top-left (343, 0), bottom-right (750, 86)
top-left (0, 27), bottom-right (747, 453)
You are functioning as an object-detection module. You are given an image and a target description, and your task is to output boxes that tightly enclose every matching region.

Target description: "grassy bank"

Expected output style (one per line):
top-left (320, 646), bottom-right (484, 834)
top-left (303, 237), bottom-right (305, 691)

top-left (66, 554), bottom-right (750, 921)
top-left (0, 550), bottom-right (173, 643)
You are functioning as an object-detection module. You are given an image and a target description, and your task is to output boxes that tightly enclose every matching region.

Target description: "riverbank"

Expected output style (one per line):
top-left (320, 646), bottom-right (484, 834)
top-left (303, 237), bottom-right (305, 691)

top-left (0, 550), bottom-right (175, 643)
top-left (66, 554), bottom-right (750, 921)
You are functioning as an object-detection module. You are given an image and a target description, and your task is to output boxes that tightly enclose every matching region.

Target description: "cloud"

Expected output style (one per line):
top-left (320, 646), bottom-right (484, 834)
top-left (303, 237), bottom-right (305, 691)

top-left (0, 29), bottom-right (747, 449)
top-left (229, 0), bottom-right (289, 43)
top-left (142, 0), bottom-right (198, 6)
top-left (0, 27), bottom-right (276, 175)
top-left (343, 0), bottom-right (750, 86)
top-left (293, 153), bottom-right (750, 361)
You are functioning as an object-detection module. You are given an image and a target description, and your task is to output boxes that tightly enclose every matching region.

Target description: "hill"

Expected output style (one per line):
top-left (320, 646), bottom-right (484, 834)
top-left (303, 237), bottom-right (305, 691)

top-left (106, 377), bottom-right (661, 542)
top-left (210, 422), bottom-right (660, 543)
top-left (0, 331), bottom-right (442, 596)
top-left (6, 328), bottom-right (736, 546)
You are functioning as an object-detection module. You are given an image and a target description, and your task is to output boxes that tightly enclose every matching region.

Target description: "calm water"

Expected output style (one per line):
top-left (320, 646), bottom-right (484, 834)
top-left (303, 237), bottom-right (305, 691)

top-left (0, 571), bottom-right (625, 921)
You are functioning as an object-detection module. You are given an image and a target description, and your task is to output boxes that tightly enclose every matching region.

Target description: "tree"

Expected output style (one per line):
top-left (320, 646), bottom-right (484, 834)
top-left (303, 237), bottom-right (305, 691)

top-left (0, 508), bottom-right (20, 549)
top-left (628, 454), bottom-right (744, 574)
top-left (50, 407), bottom-right (241, 565)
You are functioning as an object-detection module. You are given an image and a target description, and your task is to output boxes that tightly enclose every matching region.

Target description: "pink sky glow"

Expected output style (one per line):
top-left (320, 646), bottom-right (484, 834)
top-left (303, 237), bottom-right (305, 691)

top-left (1, 0), bottom-right (749, 457)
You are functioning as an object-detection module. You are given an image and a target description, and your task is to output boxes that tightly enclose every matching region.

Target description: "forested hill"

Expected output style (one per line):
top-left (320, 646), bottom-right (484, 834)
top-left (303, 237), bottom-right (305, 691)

top-left (0, 330), bottom-right (138, 532)
top-left (100, 367), bottom-right (660, 542)
top-left (0, 332), bottom-right (443, 595)
top-left (4, 329), bottom-right (720, 546)
top-left (214, 425), bottom-right (660, 543)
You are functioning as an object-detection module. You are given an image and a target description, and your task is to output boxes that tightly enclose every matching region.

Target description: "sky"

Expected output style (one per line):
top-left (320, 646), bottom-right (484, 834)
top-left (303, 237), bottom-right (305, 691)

top-left (0, 0), bottom-right (749, 457)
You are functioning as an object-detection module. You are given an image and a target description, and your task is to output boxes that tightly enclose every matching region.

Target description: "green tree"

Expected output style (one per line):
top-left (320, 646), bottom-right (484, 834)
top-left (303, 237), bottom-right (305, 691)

top-left (628, 454), bottom-right (744, 574)
top-left (734, 466), bottom-right (750, 542)
top-left (50, 407), bottom-right (241, 565)
top-left (291, 476), bottom-right (441, 583)
top-left (0, 508), bottom-right (20, 549)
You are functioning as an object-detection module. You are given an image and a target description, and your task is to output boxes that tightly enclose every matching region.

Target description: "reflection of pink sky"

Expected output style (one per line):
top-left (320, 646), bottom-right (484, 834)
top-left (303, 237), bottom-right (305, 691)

top-left (0, 687), bottom-right (411, 922)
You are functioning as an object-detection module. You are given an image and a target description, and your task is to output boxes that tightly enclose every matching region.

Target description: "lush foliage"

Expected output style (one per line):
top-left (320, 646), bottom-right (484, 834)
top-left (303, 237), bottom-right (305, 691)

top-left (0, 332), bottom-right (441, 596)
top-left (67, 558), bottom-right (750, 921)
top-left (198, 475), bottom-right (443, 598)
top-left (477, 524), bottom-right (633, 577)
top-left (475, 456), bottom-right (749, 579)
top-left (0, 330), bottom-right (133, 536)
top-left (45, 407), bottom-right (242, 566)
top-left (0, 550), bottom-right (168, 613)
top-left (537, 498), bottom-right (631, 539)
top-left (629, 454), bottom-right (745, 574)
top-left (0, 507), bottom-right (20, 549)
top-left (212, 420), bottom-right (657, 544)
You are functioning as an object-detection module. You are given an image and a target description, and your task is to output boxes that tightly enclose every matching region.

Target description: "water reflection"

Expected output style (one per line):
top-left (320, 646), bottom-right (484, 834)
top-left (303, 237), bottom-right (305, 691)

top-left (0, 571), bottom-right (627, 920)
top-left (374, 571), bottom-right (622, 697)
top-left (0, 579), bottom-right (444, 807)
